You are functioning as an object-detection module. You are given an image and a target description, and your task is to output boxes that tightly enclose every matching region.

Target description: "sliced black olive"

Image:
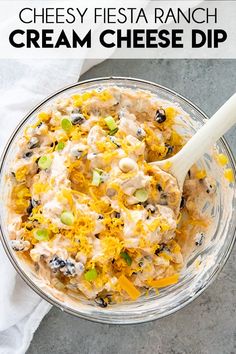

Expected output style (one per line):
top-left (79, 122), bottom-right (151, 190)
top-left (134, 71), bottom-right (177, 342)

top-left (26, 198), bottom-right (39, 216)
top-left (95, 297), bottom-right (108, 308)
top-left (156, 183), bottom-right (163, 192)
top-left (23, 151), bottom-right (33, 159)
top-left (98, 214), bottom-right (104, 220)
top-left (180, 196), bottom-right (186, 210)
top-left (155, 109), bottom-right (166, 123)
top-left (136, 128), bottom-right (146, 140)
top-left (146, 204), bottom-right (156, 213)
top-left (165, 144), bottom-right (174, 155)
top-left (114, 212), bottom-right (121, 218)
top-left (37, 122), bottom-right (43, 128)
top-left (138, 261), bottom-right (144, 267)
top-left (70, 112), bottom-right (85, 125)
top-left (155, 244), bottom-right (168, 256)
top-left (95, 234), bottom-right (100, 239)
top-left (195, 232), bottom-right (205, 246)
top-left (11, 172), bottom-right (16, 177)
top-left (26, 200), bottom-right (33, 215)
top-left (49, 256), bottom-right (66, 271)
top-left (62, 260), bottom-right (76, 276)
top-left (28, 137), bottom-right (39, 149)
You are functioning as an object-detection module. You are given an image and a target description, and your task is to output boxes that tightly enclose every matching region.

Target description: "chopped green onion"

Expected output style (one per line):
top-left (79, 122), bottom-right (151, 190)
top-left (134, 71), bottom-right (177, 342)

top-left (134, 188), bottom-right (148, 203)
top-left (104, 116), bottom-right (117, 131)
top-left (109, 127), bottom-right (119, 136)
top-left (120, 251), bottom-right (132, 266)
top-left (60, 211), bottom-right (75, 226)
top-left (38, 156), bottom-right (52, 170)
top-left (92, 169), bottom-right (102, 186)
top-left (34, 229), bottom-right (50, 241)
top-left (56, 141), bottom-right (65, 151)
top-left (61, 118), bottom-right (72, 133)
top-left (84, 268), bottom-right (97, 282)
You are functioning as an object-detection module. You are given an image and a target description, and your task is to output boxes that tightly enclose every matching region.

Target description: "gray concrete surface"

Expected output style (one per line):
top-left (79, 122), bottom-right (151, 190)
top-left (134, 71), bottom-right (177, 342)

top-left (27, 60), bottom-right (236, 354)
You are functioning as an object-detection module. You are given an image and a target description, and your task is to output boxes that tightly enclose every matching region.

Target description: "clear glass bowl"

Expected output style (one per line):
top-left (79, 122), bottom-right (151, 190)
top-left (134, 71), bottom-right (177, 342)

top-left (0, 77), bottom-right (235, 324)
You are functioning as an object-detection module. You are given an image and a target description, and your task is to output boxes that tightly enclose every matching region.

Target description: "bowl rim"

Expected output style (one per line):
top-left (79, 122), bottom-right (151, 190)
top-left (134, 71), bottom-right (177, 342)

top-left (0, 76), bottom-right (235, 324)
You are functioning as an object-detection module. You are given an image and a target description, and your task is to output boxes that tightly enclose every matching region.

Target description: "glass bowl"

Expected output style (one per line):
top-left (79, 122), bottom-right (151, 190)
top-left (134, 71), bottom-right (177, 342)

top-left (0, 77), bottom-right (235, 324)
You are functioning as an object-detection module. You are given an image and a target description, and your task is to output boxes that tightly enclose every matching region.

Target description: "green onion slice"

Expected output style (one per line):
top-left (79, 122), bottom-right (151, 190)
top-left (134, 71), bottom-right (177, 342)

top-left (60, 211), bottom-right (75, 226)
top-left (134, 188), bottom-right (148, 203)
top-left (61, 118), bottom-right (72, 133)
top-left (84, 268), bottom-right (97, 281)
top-left (38, 156), bottom-right (52, 170)
top-left (34, 229), bottom-right (50, 241)
top-left (104, 116), bottom-right (117, 131)
top-left (120, 251), bottom-right (132, 266)
top-left (56, 141), bottom-right (65, 151)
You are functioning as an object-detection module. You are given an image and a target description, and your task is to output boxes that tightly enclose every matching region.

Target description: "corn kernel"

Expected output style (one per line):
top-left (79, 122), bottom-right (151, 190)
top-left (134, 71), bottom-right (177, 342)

top-left (37, 112), bottom-right (51, 122)
top-left (162, 161), bottom-right (172, 171)
top-left (224, 168), bottom-right (234, 183)
top-left (195, 169), bottom-right (207, 180)
top-left (216, 153), bottom-right (228, 166)
top-left (165, 107), bottom-right (177, 120)
top-left (15, 166), bottom-right (28, 182)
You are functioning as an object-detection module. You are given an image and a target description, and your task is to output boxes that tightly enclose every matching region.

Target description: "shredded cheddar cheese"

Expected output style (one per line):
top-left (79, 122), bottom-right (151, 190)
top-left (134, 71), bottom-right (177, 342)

top-left (118, 275), bottom-right (141, 300)
top-left (149, 274), bottom-right (179, 288)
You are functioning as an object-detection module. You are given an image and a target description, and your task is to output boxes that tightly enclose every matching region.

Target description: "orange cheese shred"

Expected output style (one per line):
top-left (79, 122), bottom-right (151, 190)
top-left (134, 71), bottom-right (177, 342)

top-left (118, 275), bottom-right (141, 300)
top-left (149, 274), bottom-right (179, 288)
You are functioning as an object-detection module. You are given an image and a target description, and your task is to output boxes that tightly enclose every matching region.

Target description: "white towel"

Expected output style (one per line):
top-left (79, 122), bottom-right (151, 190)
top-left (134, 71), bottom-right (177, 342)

top-left (0, 58), bottom-right (103, 354)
